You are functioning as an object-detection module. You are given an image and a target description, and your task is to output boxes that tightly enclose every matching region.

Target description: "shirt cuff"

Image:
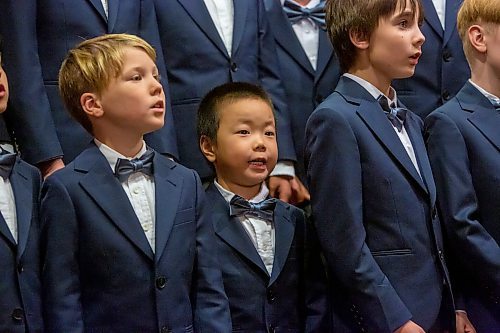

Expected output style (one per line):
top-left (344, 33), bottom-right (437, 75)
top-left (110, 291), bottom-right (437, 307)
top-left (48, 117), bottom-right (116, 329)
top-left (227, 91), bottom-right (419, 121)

top-left (270, 161), bottom-right (295, 178)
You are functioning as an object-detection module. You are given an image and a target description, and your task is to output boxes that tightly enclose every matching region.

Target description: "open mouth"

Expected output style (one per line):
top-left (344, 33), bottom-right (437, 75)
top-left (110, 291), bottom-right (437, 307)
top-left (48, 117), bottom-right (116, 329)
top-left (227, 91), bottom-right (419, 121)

top-left (0, 84), bottom-right (5, 97)
top-left (248, 157), bottom-right (267, 167)
top-left (410, 52), bottom-right (421, 61)
top-left (151, 100), bottom-right (164, 109)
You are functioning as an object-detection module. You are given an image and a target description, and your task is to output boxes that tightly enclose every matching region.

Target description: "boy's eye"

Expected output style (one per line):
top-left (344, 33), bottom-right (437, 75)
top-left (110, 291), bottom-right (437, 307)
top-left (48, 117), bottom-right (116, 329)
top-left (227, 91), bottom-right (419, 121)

top-left (399, 20), bottom-right (408, 28)
top-left (153, 74), bottom-right (162, 82)
top-left (237, 129), bottom-right (250, 135)
top-left (265, 131), bottom-right (275, 137)
top-left (131, 74), bottom-right (142, 81)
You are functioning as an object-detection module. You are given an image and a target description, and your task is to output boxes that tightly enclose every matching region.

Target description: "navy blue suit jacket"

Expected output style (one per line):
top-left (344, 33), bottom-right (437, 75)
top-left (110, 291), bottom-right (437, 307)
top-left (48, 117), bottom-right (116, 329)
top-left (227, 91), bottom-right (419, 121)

top-left (425, 81), bottom-right (500, 331)
top-left (40, 144), bottom-right (231, 332)
top-left (263, 0), bottom-right (341, 184)
top-left (154, 0), bottom-right (295, 179)
top-left (305, 76), bottom-right (453, 332)
top-left (206, 183), bottom-right (329, 332)
top-left (0, 158), bottom-right (43, 332)
top-left (393, 0), bottom-right (470, 118)
top-left (0, 0), bottom-right (178, 164)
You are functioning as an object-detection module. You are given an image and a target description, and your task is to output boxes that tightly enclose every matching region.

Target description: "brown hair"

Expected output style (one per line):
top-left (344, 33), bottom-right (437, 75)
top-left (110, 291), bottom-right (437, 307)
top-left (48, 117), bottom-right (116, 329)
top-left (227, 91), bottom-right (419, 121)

top-left (325, 0), bottom-right (424, 72)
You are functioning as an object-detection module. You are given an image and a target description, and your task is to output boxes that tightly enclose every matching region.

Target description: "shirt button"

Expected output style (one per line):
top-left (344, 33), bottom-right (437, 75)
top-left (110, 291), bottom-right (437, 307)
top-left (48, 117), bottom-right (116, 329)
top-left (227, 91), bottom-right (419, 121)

top-left (133, 188), bottom-right (139, 195)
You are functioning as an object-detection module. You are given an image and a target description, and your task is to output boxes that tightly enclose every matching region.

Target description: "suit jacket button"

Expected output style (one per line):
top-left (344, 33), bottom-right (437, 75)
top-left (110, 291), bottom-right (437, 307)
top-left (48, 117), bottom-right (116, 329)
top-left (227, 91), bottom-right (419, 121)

top-left (156, 276), bottom-right (167, 290)
top-left (230, 62), bottom-right (238, 72)
top-left (442, 90), bottom-right (451, 101)
top-left (161, 326), bottom-right (170, 333)
top-left (267, 289), bottom-right (276, 302)
top-left (442, 49), bottom-right (452, 62)
top-left (268, 324), bottom-right (276, 333)
top-left (315, 94), bottom-right (323, 104)
top-left (11, 308), bottom-right (24, 322)
top-left (431, 207), bottom-right (437, 219)
top-left (17, 263), bottom-right (23, 273)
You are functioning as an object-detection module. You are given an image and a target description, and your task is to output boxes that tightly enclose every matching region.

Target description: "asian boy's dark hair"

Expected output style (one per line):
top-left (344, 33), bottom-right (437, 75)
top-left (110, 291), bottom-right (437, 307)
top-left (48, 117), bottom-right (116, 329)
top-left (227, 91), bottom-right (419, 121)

top-left (325, 0), bottom-right (424, 72)
top-left (197, 82), bottom-right (276, 143)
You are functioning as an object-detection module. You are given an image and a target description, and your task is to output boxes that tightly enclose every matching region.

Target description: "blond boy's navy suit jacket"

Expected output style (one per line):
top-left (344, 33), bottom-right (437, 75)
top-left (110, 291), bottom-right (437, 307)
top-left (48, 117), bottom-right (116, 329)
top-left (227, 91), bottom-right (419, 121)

top-left (393, 0), bottom-right (470, 118)
top-left (154, 0), bottom-right (295, 179)
top-left (305, 76), bottom-right (453, 332)
top-left (0, 0), bottom-right (178, 164)
top-left (263, 0), bottom-right (341, 184)
top-left (425, 81), bottom-right (500, 331)
top-left (205, 183), bottom-right (330, 332)
top-left (40, 144), bottom-right (231, 332)
top-left (0, 158), bottom-right (43, 332)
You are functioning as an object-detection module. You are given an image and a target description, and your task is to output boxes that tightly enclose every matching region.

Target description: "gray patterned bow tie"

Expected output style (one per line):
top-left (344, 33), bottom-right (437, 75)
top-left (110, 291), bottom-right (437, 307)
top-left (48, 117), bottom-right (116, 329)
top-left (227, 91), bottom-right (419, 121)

top-left (283, 0), bottom-right (326, 30)
top-left (229, 195), bottom-right (277, 222)
top-left (0, 147), bottom-right (16, 179)
top-left (378, 95), bottom-right (408, 132)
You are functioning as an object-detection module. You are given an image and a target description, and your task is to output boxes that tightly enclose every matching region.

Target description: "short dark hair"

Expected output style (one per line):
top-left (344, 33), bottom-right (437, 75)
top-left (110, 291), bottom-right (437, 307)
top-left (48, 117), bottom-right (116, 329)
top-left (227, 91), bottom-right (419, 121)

top-left (326, 0), bottom-right (424, 72)
top-left (197, 82), bottom-right (275, 142)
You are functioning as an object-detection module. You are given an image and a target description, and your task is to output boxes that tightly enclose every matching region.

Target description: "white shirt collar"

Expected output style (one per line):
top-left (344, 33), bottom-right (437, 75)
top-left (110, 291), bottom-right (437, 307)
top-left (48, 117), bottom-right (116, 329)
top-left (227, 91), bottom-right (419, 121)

top-left (214, 180), bottom-right (270, 204)
top-left (468, 79), bottom-right (500, 105)
top-left (94, 139), bottom-right (147, 172)
top-left (343, 73), bottom-right (399, 106)
top-left (280, 0), bottom-right (320, 8)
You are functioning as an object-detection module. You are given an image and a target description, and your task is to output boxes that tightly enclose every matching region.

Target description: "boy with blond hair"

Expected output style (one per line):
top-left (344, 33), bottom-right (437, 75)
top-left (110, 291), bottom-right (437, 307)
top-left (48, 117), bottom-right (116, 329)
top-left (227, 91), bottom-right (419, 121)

top-left (425, 0), bottom-right (500, 330)
top-left (305, 0), bottom-right (461, 331)
top-left (41, 34), bottom-right (231, 332)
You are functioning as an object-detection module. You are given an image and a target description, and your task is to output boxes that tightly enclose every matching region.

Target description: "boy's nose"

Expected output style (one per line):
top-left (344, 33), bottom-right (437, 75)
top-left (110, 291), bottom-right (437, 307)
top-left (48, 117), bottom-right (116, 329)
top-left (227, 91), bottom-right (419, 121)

top-left (151, 78), bottom-right (162, 95)
top-left (415, 27), bottom-right (425, 47)
top-left (254, 136), bottom-right (266, 151)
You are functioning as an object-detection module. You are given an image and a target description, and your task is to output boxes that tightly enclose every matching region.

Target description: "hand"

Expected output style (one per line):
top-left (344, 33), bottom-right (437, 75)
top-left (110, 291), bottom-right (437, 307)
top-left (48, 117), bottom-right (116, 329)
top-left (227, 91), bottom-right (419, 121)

top-left (38, 158), bottom-right (65, 179)
top-left (289, 176), bottom-right (310, 205)
top-left (394, 321), bottom-right (425, 333)
top-left (456, 311), bottom-right (476, 333)
top-left (268, 175), bottom-right (293, 203)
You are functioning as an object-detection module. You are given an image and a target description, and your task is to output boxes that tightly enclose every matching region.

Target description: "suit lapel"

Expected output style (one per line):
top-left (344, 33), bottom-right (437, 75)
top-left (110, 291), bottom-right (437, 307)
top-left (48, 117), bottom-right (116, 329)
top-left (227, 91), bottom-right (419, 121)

top-left (422, 0), bottom-right (443, 38)
top-left (0, 211), bottom-right (16, 247)
top-left (107, 0), bottom-right (120, 33)
top-left (10, 160), bottom-right (34, 260)
top-left (77, 147), bottom-right (154, 261)
top-left (459, 83), bottom-right (500, 151)
top-left (405, 113), bottom-right (436, 204)
top-left (264, 0), bottom-right (315, 76)
top-left (153, 155), bottom-right (182, 263)
top-left (231, 0), bottom-right (248, 56)
top-left (177, 0), bottom-right (229, 58)
top-left (314, 29), bottom-right (333, 84)
top-left (443, 0), bottom-right (460, 45)
top-left (335, 77), bottom-right (429, 194)
top-left (269, 202), bottom-right (295, 285)
top-left (208, 185), bottom-right (269, 276)
top-left (87, 0), bottom-right (108, 24)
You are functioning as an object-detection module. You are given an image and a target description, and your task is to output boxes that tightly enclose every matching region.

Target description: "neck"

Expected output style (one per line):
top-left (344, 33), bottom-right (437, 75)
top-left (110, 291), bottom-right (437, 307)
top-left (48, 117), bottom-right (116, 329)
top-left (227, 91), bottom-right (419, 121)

top-left (470, 62), bottom-right (500, 98)
top-left (348, 63), bottom-right (392, 97)
top-left (216, 177), bottom-right (262, 201)
top-left (94, 128), bottom-right (144, 158)
top-left (294, 0), bottom-right (311, 5)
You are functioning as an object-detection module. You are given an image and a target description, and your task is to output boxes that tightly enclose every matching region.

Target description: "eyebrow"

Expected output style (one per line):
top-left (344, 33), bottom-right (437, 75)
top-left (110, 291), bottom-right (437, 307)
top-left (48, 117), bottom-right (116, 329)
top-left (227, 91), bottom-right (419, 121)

top-left (394, 9), bottom-right (416, 20)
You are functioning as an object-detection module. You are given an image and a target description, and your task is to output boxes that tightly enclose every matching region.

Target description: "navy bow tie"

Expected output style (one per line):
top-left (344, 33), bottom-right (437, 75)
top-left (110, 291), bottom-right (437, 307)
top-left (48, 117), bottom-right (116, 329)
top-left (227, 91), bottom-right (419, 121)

top-left (0, 147), bottom-right (16, 179)
top-left (378, 95), bottom-right (408, 132)
top-left (229, 195), bottom-right (277, 222)
top-left (283, 0), bottom-right (326, 30)
top-left (114, 149), bottom-right (154, 182)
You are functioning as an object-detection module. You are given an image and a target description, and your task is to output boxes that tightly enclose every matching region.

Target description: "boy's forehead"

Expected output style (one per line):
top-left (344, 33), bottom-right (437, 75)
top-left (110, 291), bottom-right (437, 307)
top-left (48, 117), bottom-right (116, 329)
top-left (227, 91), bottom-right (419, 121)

top-left (219, 98), bottom-right (274, 120)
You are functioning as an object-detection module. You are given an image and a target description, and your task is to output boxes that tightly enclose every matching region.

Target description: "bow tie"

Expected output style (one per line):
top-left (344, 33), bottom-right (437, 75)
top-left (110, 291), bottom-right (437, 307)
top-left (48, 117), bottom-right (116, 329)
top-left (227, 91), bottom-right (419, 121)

top-left (378, 95), bottom-right (408, 132)
top-left (283, 0), bottom-right (326, 30)
top-left (114, 149), bottom-right (154, 182)
top-left (490, 98), bottom-right (500, 111)
top-left (229, 195), bottom-right (277, 222)
top-left (0, 147), bottom-right (16, 179)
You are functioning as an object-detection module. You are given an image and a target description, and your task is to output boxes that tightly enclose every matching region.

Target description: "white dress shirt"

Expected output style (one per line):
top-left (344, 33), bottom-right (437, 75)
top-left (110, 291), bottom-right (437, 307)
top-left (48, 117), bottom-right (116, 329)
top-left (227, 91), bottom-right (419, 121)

top-left (0, 173), bottom-right (17, 243)
top-left (432, 0), bottom-right (446, 29)
top-left (101, 0), bottom-right (108, 18)
top-left (204, 0), bottom-right (234, 56)
top-left (280, 0), bottom-right (320, 70)
top-left (96, 139), bottom-right (157, 252)
top-left (214, 180), bottom-right (275, 275)
top-left (344, 74), bottom-right (422, 177)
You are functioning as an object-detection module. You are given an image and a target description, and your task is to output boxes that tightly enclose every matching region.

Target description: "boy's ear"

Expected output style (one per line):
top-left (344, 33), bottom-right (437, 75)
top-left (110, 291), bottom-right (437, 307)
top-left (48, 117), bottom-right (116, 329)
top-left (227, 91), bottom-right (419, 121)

top-left (349, 28), bottom-right (370, 50)
top-left (468, 24), bottom-right (487, 54)
top-left (199, 135), bottom-right (216, 163)
top-left (80, 92), bottom-right (104, 118)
